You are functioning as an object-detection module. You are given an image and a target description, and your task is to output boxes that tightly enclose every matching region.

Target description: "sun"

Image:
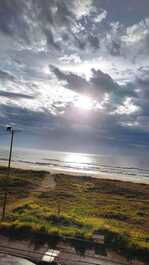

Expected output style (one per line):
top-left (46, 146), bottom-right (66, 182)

top-left (74, 95), bottom-right (95, 110)
top-left (43, 65), bottom-right (50, 75)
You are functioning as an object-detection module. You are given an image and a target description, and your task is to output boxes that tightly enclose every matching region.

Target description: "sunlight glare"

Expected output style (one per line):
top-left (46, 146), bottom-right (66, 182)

top-left (43, 65), bottom-right (50, 75)
top-left (64, 152), bottom-right (91, 165)
top-left (74, 95), bottom-right (95, 110)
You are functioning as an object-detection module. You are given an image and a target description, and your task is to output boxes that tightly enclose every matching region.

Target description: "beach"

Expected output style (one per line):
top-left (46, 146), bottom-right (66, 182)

top-left (0, 159), bottom-right (149, 185)
top-left (1, 147), bottom-right (149, 185)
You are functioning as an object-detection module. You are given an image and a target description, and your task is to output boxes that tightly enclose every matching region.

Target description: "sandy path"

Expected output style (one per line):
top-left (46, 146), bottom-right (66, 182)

top-left (38, 173), bottom-right (56, 192)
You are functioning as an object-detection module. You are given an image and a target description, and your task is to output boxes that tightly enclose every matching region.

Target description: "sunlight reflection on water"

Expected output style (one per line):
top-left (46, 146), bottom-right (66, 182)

top-left (0, 147), bottom-right (149, 183)
top-left (63, 152), bottom-right (92, 165)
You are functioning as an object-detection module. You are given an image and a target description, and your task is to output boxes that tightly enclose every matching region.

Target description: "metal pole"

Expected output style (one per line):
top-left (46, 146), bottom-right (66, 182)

top-left (8, 129), bottom-right (14, 171)
top-left (1, 129), bottom-right (14, 221)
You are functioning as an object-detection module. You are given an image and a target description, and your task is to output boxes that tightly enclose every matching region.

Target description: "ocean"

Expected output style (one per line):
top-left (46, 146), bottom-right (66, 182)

top-left (0, 146), bottom-right (149, 183)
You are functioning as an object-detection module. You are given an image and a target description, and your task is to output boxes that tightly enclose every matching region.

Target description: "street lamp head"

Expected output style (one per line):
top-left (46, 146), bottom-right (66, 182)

top-left (6, 126), bottom-right (22, 134)
top-left (6, 126), bottom-right (13, 132)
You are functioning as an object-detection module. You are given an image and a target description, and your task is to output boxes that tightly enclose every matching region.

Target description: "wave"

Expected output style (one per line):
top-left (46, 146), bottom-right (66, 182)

top-left (0, 157), bottom-right (149, 179)
top-left (41, 158), bottom-right (149, 173)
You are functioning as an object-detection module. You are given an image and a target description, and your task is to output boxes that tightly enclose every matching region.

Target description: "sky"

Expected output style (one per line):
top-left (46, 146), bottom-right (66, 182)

top-left (0, 0), bottom-right (149, 155)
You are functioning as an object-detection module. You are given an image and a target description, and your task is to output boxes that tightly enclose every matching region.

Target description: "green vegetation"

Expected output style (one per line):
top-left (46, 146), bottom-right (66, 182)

top-left (0, 166), bottom-right (149, 262)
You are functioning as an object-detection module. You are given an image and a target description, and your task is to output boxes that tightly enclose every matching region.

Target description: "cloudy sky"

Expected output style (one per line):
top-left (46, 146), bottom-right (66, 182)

top-left (0, 0), bottom-right (149, 155)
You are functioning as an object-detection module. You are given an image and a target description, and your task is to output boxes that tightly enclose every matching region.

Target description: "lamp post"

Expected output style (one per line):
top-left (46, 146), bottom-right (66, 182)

top-left (1, 126), bottom-right (14, 221)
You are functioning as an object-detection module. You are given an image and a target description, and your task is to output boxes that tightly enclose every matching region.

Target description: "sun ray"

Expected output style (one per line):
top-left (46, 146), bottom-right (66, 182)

top-left (74, 95), bottom-right (95, 110)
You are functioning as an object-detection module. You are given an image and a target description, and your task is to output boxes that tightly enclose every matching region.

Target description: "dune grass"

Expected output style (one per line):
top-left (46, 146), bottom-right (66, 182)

top-left (0, 166), bottom-right (149, 262)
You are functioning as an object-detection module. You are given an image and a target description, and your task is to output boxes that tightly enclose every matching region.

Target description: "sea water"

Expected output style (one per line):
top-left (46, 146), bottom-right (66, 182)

top-left (0, 146), bottom-right (149, 183)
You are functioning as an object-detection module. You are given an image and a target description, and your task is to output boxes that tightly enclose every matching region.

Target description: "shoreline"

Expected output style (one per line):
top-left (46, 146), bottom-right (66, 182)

top-left (0, 160), bottom-right (149, 185)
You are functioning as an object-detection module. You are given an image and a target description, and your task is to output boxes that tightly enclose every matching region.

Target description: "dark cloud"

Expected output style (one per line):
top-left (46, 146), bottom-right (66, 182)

top-left (0, 70), bottom-right (15, 81)
top-left (0, 0), bottom-right (102, 52)
top-left (137, 66), bottom-right (149, 86)
top-left (50, 65), bottom-right (139, 114)
top-left (0, 104), bottom-right (54, 130)
top-left (50, 64), bottom-right (90, 94)
top-left (0, 91), bottom-right (34, 99)
top-left (44, 29), bottom-right (61, 50)
top-left (0, 0), bottom-right (32, 46)
top-left (94, 0), bottom-right (149, 25)
top-left (0, 0), bottom-right (26, 35)
top-left (110, 41), bottom-right (121, 56)
top-left (88, 35), bottom-right (100, 49)
top-left (90, 69), bottom-right (119, 94)
top-left (0, 0), bottom-right (70, 49)
top-left (50, 65), bottom-right (119, 98)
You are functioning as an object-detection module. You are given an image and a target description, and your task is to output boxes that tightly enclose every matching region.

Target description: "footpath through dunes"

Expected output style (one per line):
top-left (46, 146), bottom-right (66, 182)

top-left (0, 167), bottom-right (148, 264)
top-left (32, 172), bottom-right (56, 192)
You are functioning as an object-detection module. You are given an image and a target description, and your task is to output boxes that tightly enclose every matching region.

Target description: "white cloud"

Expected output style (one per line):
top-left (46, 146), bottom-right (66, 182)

top-left (120, 121), bottom-right (139, 128)
top-left (59, 54), bottom-right (81, 64)
top-left (122, 18), bottom-right (149, 44)
top-left (71, 22), bottom-right (85, 34)
top-left (97, 93), bottom-right (110, 110)
top-left (114, 97), bottom-right (141, 115)
top-left (72, 0), bottom-right (95, 19)
top-left (94, 10), bottom-right (107, 23)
